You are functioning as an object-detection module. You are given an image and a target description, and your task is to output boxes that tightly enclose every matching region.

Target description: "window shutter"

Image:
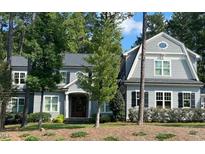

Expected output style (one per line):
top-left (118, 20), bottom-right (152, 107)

top-left (178, 92), bottom-right (183, 108)
top-left (144, 92), bottom-right (149, 108)
top-left (66, 72), bottom-right (70, 84)
top-left (131, 91), bottom-right (136, 107)
top-left (191, 93), bottom-right (195, 108)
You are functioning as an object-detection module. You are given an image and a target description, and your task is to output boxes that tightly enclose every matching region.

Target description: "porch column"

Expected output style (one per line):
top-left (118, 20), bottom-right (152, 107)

top-left (65, 94), bottom-right (69, 118)
top-left (88, 100), bottom-right (91, 118)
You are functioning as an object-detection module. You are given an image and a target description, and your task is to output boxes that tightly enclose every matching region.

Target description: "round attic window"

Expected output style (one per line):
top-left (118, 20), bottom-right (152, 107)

top-left (158, 41), bottom-right (168, 49)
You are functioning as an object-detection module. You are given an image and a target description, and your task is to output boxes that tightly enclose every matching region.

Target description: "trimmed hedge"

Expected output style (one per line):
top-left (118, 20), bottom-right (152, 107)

top-left (129, 108), bottom-right (205, 123)
top-left (28, 112), bottom-right (51, 123)
top-left (52, 114), bottom-right (64, 123)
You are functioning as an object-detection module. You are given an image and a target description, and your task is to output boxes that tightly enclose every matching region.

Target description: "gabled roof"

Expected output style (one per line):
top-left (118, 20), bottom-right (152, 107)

top-left (126, 32), bottom-right (200, 81)
top-left (11, 53), bottom-right (92, 67)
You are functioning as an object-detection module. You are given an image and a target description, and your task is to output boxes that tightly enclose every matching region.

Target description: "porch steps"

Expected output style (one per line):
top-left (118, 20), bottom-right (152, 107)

top-left (64, 117), bottom-right (92, 124)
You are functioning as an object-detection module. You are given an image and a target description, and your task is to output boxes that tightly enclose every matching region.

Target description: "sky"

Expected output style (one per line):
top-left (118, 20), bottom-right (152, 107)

top-left (120, 12), bottom-right (173, 51)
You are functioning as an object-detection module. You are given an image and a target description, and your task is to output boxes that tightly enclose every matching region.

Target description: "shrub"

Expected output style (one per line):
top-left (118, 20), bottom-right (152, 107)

top-left (100, 114), bottom-right (112, 123)
top-left (52, 114), bottom-right (64, 123)
top-left (155, 133), bottom-right (176, 141)
top-left (28, 112), bottom-right (51, 123)
top-left (55, 137), bottom-right (65, 141)
top-left (104, 136), bottom-right (119, 141)
top-left (24, 136), bottom-right (40, 141)
top-left (129, 108), bottom-right (205, 123)
top-left (132, 131), bottom-right (147, 136)
top-left (5, 113), bottom-right (23, 125)
top-left (71, 131), bottom-right (88, 138)
top-left (109, 89), bottom-right (126, 121)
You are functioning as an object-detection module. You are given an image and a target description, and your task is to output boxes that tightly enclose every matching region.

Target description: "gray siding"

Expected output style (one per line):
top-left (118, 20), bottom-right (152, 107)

top-left (146, 34), bottom-right (183, 54)
top-left (33, 92), bottom-right (65, 118)
top-left (133, 58), bottom-right (193, 79)
top-left (126, 85), bottom-right (201, 119)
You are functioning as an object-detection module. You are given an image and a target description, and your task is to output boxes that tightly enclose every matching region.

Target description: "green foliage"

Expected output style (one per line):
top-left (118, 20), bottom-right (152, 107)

top-left (129, 108), bottom-right (205, 123)
top-left (104, 136), bottom-right (119, 141)
top-left (27, 112), bottom-right (51, 123)
top-left (132, 131), bottom-right (147, 136)
top-left (90, 114), bottom-right (113, 123)
top-left (5, 113), bottom-right (23, 125)
top-left (155, 133), bottom-right (176, 141)
top-left (52, 114), bottom-right (64, 123)
top-left (70, 131), bottom-right (88, 138)
top-left (189, 130), bottom-right (198, 135)
top-left (24, 135), bottom-right (40, 141)
top-left (110, 89), bottom-right (125, 121)
top-left (55, 137), bottom-right (65, 141)
top-left (43, 131), bottom-right (56, 136)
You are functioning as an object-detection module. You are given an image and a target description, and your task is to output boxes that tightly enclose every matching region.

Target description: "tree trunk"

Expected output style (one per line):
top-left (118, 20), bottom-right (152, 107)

top-left (7, 12), bottom-right (14, 66)
top-left (95, 103), bottom-right (101, 128)
top-left (138, 12), bottom-right (147, 126)
top-left (0, 101), bottom-right (7, 131)
top-left (38, 90), bottom-right (44, 129)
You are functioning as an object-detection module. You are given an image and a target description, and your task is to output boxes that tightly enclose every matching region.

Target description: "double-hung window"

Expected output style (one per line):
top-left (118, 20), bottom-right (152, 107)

top-left (13, 71), bottom-right (27, 84)
top-left (183, 93), bottom-right (191, 108)
top-left (156, 92), bottom-right (172, 109)
top-left (155, 60), bottom-right (170, 76)
top-left (9, 97), bottom-right (25, 113)
top-left (60, 71), bottom-right (67, 84)
top-left (44, 96), bottom-right (59, 112)
top-left (100, 103), bottom-right (112, 113)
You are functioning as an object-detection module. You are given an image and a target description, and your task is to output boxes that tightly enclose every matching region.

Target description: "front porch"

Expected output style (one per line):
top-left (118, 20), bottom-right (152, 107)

top-left (64, 91), bottom-right (92, 119)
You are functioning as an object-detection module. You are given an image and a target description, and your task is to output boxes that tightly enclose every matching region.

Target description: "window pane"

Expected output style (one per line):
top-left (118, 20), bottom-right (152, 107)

top-left (165, 101), bottom-right (171, 108)
top-left (156, 101), bottom-right (163, 108)
top-left (184, 100), bottom-right (190, 107)
top-left (20, 73), bottom-right (25, 84)
top-left (183, 93), bottom-right (191, 107)
top-left (18, 106), bottom-right (24, 112)
top-left (155, 61), bottom-right (162, 68)
top-left (163, 69), bottom-right (170, 75)
top-left (100, 104), bottom-right (104, 112)
top-left (163, 61), bottom-right (170, 68)
top-left (14, 73), bottom-right (19, 84)
top-left (19, 99), bottom-right (25, 105)
top-left (52, 97), bottom-right (58, 111)
top-left (156, 69), bottom-right (162, 75)
top-left (11, 98), bottom-right (17, 112)
top-left (60, 72), bottom-right (66, 84)
top-left (106, 103), bottom-right (111, 112)
top-left (45, 97), bottom-right (51, 112)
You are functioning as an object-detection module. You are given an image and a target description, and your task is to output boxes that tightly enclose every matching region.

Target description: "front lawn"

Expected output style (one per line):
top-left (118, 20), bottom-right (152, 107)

top-left (1, 122), bottom-right (205, 141)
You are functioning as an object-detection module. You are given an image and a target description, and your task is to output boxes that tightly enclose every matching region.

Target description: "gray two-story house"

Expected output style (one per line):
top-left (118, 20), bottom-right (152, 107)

top-left (120, 32), bottom-right (204, 120)
top-left (8, 32), bottom-right (205, 121)
top-left (9, 53), bottom-right (112, 119)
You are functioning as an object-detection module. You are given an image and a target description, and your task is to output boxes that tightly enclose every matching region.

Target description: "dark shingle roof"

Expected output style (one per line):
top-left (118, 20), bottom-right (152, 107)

top-left (11, 53), bottom-right (91, 67)
top-left (125, 78), bottom-right (204, 85)
top-left (11, 56), bottom-right (28, 67)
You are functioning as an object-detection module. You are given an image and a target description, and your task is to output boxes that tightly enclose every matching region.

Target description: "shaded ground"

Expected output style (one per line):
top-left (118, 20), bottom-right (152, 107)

top-left (1, 122), bottom-right (205, 141)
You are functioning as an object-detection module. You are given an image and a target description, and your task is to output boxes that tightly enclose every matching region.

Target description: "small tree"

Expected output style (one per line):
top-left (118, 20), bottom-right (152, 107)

top-left (25, 13), bottom-right (66, 129)
top-left (78, 14), bottom-right (122, 128)
top-left (109, 89), bottom-right (125, 121)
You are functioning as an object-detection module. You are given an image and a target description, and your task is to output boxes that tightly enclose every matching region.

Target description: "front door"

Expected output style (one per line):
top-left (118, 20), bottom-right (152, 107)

top-left (71, 94), bottom-right (87, 117)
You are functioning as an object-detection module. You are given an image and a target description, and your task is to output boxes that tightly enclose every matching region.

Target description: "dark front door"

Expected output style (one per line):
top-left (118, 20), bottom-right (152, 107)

top-left (71, 94), bottom-right (87, 117)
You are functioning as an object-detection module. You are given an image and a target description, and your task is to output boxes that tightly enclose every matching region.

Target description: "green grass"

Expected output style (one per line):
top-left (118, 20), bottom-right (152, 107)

top-left (155, 133), bottom-right (176, 141)
top-left (104, 136), bottom-right (119, 141)
top-left (55, 137), bottom-right (65, 141)
top-left (0, 138), bottom-right (11, 141)
top-left (71, 131), bottom-right (88, 138)
top-left (42, 131), bottom-right (56, 136)
top-left (24, 135), bottom-right (40, 141)
top-left (189, 130), bottom-right (198, 135)
top-left (132, 131), bottom-right (147, 136)
top-left (152, 123), bottom-right (205, 128)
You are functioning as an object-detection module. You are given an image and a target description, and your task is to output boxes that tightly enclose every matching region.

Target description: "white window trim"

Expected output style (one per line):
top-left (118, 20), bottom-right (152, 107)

top-left (12, 71), bottom-right (27, 85)
top-left (59, 71), bottom-right (68, 85)
top-left (134, 90), bottom-right (148, 106)
top-left (10, 97), bottom-right (25, 112)
top-left (101, 103), bottom-right (112, 113)
top-left (182, 91), bottom-right (192, 108)
top-left (155, 91), bottom-right (173, 109)
top-left (154, 59), bottom-right (171, 77)
top-left (43, 95), bottom-right (60, 112)
top-left (158, 41), bottom-right (169, 50)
